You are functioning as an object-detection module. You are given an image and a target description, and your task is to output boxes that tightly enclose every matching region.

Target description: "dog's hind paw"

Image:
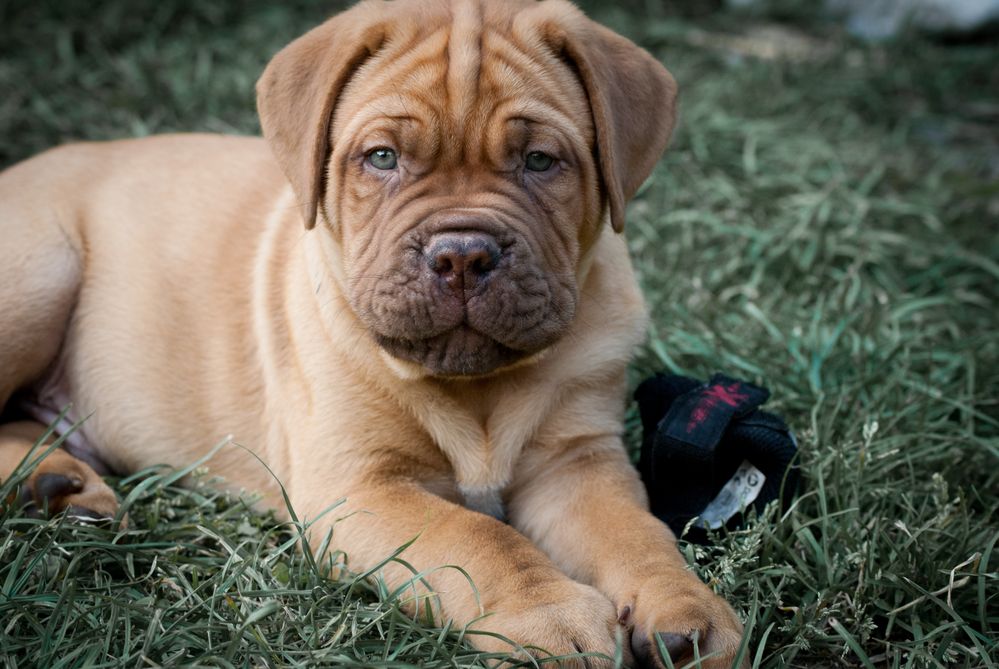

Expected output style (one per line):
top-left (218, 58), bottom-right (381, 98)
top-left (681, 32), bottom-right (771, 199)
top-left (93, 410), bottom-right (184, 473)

top-left (10, 448), bottom-right (123, 527)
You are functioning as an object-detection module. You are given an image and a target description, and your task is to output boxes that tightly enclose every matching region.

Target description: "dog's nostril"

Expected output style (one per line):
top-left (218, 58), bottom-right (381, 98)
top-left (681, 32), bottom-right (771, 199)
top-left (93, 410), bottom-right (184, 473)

top-left (467, 247), bottom-right (498, 275)
top-left (434, 256), bottom-right (455, 276)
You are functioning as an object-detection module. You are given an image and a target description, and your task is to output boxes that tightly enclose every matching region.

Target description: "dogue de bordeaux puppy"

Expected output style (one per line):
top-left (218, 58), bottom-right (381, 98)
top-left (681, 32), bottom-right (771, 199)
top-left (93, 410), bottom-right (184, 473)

top-left (0, 0), bottom-right (748, 666)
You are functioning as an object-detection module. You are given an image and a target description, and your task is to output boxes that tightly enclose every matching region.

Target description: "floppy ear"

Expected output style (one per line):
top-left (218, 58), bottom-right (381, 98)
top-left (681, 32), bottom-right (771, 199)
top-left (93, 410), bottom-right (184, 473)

top-left (535, 7), bottom-right (678, 233)
top-left (256, 4), bottom-right (388, 230)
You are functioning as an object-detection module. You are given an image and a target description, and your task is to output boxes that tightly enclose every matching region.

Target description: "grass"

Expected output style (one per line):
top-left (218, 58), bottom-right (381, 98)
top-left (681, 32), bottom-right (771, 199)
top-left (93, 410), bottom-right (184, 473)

top-left (1, 0), bottom-right (997, 667)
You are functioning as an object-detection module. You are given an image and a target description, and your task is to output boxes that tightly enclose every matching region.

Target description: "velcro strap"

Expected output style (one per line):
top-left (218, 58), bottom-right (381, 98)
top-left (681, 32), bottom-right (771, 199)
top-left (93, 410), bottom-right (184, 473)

top-left (654, 373), bottom-right (770, 466)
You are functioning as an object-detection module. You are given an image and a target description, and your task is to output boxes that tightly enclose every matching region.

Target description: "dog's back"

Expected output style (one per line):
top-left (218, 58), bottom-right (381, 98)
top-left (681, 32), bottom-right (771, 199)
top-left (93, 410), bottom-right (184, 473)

top-left (0, 135), bottom-right (290, 496)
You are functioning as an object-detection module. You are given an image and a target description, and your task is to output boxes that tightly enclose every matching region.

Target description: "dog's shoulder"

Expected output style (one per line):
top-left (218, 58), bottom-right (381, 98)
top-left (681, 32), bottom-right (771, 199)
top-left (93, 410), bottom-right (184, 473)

top-left (566, 226), bottom-right (648, 367)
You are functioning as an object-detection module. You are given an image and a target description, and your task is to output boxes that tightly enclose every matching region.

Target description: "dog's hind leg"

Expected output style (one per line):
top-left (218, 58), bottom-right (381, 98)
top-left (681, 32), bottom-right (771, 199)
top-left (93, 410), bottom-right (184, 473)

top-left (0, 149), bottom-right (119, 521)
top-left (0, 148), bottom-right (84, 410)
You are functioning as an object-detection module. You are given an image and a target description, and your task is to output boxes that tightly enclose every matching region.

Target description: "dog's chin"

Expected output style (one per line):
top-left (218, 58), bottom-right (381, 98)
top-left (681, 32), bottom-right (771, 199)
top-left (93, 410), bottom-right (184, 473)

top-left (373, 326), bottom-right (535, 378)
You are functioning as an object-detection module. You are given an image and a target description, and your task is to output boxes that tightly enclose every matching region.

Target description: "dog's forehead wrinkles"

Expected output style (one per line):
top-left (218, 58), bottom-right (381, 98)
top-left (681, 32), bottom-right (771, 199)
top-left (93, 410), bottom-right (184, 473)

top-left (325, 6), bottom-right (592, 193)
top-left (445, 0), bottom-right (483, 135)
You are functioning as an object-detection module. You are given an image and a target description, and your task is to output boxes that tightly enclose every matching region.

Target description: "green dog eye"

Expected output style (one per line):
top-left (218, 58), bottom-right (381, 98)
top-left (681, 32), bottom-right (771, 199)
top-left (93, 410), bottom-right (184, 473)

top-left (367, 148), bottom-right (398, 170)
top-left (525, 151), bottom-right (555, 172)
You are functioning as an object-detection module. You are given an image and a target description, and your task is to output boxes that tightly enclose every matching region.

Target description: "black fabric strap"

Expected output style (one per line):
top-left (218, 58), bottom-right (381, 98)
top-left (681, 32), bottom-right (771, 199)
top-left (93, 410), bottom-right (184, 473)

top-left (635, 372), bottom-right (799, 544)
top-left (654, 374), bottom-right (770, 468)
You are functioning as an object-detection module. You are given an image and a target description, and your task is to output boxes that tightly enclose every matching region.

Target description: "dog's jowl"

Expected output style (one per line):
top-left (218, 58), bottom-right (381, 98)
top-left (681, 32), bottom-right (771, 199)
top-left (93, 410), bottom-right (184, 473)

top-left (0, 1), bottom-right (748, 666)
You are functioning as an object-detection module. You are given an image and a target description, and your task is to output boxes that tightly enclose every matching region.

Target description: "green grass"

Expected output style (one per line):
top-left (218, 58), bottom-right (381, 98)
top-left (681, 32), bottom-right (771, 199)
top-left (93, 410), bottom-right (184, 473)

top-left (1, 1), bottom-right (997, 667)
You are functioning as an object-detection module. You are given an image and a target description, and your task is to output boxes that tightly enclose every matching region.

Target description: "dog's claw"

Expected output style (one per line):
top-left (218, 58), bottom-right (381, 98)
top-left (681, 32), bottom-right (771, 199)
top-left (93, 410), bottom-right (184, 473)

top-left (64, 504), bottom-right (115, 522)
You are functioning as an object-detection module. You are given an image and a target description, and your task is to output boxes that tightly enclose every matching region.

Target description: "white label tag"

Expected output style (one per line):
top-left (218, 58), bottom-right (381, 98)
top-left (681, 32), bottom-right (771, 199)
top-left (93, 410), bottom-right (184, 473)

top-left (697, 461), bottom-right (766, 530)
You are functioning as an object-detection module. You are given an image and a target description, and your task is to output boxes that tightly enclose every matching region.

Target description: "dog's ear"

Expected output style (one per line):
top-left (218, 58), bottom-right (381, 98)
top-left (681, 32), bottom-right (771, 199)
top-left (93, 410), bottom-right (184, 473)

top-left (530, 5), bottom-right (678, 233)
top-left (256, 4), bottom-right (388, 230)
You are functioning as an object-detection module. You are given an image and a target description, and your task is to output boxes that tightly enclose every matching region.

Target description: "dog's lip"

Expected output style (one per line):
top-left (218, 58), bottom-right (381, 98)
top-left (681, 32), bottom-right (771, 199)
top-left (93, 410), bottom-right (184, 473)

top-left (375, 322), bottom-right (525, 352)
top-left (372, 324), bottom-right (530, 376)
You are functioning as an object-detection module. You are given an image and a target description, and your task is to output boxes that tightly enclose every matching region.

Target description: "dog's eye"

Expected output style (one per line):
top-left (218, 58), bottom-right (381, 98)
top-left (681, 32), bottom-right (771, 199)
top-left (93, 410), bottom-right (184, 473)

top-left (367, 148), bottom-right (398, 170)
top-left (525, 151), bottom-right (555, 172)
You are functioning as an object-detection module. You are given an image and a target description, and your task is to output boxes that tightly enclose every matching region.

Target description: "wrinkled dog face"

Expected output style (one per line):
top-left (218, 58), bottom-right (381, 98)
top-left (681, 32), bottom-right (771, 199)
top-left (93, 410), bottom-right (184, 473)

top-left (328, 13), bottom-right (602, 377)
top-left (257, 0), bottom-right (678, 378)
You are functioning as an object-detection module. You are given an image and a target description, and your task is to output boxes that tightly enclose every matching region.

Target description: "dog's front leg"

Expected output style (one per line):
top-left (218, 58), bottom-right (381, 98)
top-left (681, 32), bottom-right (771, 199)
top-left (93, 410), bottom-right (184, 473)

top-left (508, 439), bottom-right (749, 669)
top-left (297, 476), bottom-right (623, 666)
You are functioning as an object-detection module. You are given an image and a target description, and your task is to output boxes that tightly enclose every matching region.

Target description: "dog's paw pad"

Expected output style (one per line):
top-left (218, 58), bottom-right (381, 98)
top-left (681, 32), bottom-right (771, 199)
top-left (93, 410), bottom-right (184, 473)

top-left (33, 473), bottom-right (84, 502)
top-left (656, 632), bottom-right (695, 664)
top-left (631, 629), bottom-right (695, 668)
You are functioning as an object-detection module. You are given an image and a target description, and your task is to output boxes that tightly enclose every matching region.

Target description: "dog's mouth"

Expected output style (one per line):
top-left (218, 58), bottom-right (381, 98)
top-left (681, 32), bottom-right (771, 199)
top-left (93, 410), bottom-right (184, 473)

top-left (351, 230), bottom-right (578, 378)
top-left (373, 325), bottom-right (530, 377)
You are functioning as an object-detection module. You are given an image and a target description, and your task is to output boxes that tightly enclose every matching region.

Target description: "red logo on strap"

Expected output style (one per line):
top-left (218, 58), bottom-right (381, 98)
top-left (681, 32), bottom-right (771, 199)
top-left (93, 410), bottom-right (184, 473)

top-left (687, 383), bottom-right (750, 433)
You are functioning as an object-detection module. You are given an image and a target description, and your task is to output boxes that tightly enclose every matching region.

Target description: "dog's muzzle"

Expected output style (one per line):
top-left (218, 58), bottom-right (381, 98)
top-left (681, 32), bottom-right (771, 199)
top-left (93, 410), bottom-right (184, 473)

top-left (354, 221), bottom-right (575, 378)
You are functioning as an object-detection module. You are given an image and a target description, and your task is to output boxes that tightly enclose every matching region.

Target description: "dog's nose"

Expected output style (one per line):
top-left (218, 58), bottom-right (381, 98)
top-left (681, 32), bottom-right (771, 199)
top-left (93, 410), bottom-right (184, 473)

top-left (425, 232), bottom-right (501, 292)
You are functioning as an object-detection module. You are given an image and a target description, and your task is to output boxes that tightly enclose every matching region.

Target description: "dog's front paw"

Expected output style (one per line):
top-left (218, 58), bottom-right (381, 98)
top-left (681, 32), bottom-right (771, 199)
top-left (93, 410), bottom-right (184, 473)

top-left (625, 575), bottom-right (747, 669)
top-left (471, 579), bottom-right (624, 667)
top-left (16, 449), bottom-right (122, 526)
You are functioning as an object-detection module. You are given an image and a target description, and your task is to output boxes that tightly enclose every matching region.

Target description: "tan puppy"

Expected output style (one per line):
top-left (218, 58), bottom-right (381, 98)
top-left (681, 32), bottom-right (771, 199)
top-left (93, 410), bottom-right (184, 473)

top-left (0, 0), bottom-right (748, 666)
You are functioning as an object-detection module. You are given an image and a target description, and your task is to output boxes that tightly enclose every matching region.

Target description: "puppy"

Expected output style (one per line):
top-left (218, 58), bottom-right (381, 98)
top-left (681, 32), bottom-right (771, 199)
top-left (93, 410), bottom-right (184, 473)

top-left (0, 0), bottom-right (748, 666)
